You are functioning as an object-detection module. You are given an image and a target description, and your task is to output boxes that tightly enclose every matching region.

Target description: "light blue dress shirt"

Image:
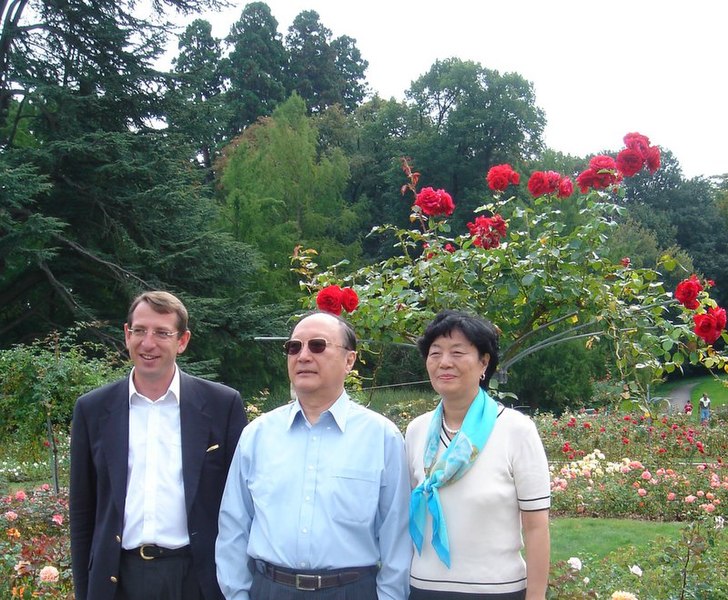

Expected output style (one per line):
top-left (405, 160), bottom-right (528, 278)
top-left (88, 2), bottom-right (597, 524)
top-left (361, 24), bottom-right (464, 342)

top-left (216, 392), bottom-right (411, 600)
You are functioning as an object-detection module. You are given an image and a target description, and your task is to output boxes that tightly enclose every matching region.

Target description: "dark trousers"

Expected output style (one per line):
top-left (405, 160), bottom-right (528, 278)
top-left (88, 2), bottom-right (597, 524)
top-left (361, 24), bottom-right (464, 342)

top-left (116, 551), bottom-right (202, 600)
top-left (410, 587), bottom-right (526, 600)
top-left (250, 566), bottom-right (377, 600)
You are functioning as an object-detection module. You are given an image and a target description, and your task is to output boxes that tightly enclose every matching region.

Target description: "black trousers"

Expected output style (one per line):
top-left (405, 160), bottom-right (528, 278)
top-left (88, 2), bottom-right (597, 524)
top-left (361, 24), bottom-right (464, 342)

top-left (116, 551), bottom-right (202, 600)
top-left (409, 587), bottom-right (526, 600)
top-left (250, 566), bottom-right (377, 600)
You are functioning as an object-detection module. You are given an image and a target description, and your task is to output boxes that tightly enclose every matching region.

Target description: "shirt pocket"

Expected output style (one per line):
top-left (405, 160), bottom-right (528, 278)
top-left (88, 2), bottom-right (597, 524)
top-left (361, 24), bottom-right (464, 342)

top-left (330, 467), bottom-right (379, 524)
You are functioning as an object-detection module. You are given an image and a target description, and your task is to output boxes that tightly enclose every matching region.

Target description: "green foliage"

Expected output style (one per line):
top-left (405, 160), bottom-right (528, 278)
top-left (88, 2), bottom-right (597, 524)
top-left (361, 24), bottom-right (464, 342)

top-left (219, 94), bottom-right (363, 303)
top-left (548, 517), bottom-right (728, 599)
top-left (0, 328), bottom-right (124, 441)
top-left (507, 340), bottom-right (610, 413)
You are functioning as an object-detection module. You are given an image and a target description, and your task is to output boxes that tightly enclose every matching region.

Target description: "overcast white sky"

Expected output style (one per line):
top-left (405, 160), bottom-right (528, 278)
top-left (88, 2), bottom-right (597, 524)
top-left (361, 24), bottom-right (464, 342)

top-left (168, 0), bottom-right (728, 179)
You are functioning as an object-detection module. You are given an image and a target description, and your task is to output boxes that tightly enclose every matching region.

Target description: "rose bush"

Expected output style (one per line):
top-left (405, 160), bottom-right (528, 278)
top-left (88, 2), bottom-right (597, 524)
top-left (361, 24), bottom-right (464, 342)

top-left (0, 486), bottom-right (72, 599)
top-left (295, 131), bottom-right (728, 397)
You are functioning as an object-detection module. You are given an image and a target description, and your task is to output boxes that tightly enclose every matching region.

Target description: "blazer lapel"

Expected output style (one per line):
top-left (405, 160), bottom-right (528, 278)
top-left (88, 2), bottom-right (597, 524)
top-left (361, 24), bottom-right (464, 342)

top-left (99, 382), bottom-right (130, 519)
top-left (179, 372), bottom-right (212, 513)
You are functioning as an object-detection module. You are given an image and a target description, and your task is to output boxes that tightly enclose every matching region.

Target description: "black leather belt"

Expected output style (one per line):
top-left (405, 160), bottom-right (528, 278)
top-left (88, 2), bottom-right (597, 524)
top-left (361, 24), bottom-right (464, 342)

top-left (257, 561), bottom-right (377, 591)
top-left (123, 544), bottom-right (191, 560)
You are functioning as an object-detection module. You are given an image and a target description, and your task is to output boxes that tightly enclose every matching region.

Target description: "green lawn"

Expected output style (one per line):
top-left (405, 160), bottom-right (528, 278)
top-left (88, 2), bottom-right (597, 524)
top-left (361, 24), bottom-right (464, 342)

top-left (550, 517), bottom-right (684, 563)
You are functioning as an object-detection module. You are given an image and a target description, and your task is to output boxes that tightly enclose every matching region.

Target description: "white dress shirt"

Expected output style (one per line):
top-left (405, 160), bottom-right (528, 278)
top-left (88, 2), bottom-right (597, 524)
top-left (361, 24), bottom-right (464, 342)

top-left (122, 366), bottom-right (189, 549)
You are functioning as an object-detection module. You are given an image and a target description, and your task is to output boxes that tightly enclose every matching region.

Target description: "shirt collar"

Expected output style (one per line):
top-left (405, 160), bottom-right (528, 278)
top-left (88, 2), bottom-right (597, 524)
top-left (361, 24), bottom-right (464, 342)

top-left (287, 391), bottom-right (350, 431)
top-left (128, 365), bottom-right (181, 405)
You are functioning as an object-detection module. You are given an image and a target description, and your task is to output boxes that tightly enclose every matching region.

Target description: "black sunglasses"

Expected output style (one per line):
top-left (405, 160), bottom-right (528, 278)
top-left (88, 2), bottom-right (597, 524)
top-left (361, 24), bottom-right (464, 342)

top-left (283, 338), bottom-right (349, 355)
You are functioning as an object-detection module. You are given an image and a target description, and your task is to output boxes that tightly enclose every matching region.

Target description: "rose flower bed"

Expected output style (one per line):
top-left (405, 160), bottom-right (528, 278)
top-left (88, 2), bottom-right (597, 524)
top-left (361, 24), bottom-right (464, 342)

top-left (537, 410), bottom-right (728, 520)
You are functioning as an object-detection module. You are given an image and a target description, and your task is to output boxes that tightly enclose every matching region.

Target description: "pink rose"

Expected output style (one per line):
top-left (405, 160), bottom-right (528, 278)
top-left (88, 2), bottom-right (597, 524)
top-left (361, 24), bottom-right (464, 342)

top-left (14, 490), bottom-right (27, 501)
top-left (4, 510), bottom-right (18, 521)
top-left (52, 513), bottom-right (64, 526)
top-left (39, 565), bottom-right (59, 583)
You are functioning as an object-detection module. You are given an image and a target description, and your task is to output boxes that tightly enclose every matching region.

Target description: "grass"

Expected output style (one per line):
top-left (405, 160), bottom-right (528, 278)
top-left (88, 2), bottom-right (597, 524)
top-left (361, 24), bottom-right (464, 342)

top-left (550, 517), bottom-right (684, 564)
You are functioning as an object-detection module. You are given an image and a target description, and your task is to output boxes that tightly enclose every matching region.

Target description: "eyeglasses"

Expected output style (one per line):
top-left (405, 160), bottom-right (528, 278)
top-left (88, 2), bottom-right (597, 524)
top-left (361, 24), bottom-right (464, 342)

top-left (128, 327), bottom-right (180, 341)
top-left (283, 338), bottom-right (349, 356)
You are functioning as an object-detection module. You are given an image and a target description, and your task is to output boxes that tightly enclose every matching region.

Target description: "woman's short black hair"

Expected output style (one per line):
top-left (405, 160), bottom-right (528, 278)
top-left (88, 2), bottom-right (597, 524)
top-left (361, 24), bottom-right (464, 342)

top-left (417, 309), bottom-right (499, 389)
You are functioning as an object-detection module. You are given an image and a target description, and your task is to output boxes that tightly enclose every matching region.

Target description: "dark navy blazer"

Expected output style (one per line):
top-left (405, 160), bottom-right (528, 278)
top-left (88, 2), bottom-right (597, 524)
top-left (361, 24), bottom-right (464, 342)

top-left (69, 372), bottom-right (247, 600)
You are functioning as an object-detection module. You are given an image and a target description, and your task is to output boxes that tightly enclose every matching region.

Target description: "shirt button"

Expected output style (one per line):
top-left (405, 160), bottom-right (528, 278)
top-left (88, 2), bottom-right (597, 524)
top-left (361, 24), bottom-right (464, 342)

top-left (300, 562), bottom-right (307, 568)
top-left (312, 436), bottom-right (317, 441)
top-left (301, 528), bottom-right (308, 533)
top-left (308, 465), bottom-right (314, 470)
top-left (305, 496), bottom-right (310, 502)
top-left (110, 576), bottom-right (118, 583)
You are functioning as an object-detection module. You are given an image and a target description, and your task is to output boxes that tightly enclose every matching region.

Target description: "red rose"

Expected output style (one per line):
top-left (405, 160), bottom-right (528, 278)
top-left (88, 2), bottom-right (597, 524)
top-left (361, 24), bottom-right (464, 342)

top-left (589, 155), bottom-right (617, 172)
top-left (616, 148), bottom-right (644, 177)
top-left (576, 168), bottom-right (599, 193)
top-left (527, 171), bottom-right (558, 197)
top-left (340, 287), bottom-right (359, 313)
top-left (414, 187), bottom-right (455, 217)
top-left (621, 257), bottom-right (631, 267)
top-left (467, 214), bottom-right (508, 249)
top-left (557, 176), bottom-right (573, 199)
top-left (444, 243), bottom-right (455, 253)
top-left (316, 285), bottom-right (343, 315)
top-left (675, 275), bottom-right (703, 310)
top-left (645, 146), bottom-right (661, 174)
top-left (693, 306), bottom-right (727, 344)
top-left (623, 132), bottom-right (651, 157)
top-left (578, 156), bottom-right (623, 193)
top-left (486, 164), bottom-right (520, 192)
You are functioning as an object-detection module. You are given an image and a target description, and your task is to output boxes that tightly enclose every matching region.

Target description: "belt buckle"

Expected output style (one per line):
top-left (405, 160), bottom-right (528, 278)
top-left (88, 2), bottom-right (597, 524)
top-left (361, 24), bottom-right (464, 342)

top-left (295, 574), bottom-right (321, 591)
top-left (139, 544), bottom-right (156, 561)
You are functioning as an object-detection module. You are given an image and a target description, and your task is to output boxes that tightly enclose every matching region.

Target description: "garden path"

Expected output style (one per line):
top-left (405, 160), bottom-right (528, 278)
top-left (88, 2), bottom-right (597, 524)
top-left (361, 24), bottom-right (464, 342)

top-left (664, 381), bottom-right (698, 414)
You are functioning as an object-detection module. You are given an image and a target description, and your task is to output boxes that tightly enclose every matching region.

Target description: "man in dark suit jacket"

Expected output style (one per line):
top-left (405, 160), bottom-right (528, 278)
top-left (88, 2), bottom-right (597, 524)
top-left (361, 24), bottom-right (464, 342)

top-left (70, 291), bottom-right (247, 600)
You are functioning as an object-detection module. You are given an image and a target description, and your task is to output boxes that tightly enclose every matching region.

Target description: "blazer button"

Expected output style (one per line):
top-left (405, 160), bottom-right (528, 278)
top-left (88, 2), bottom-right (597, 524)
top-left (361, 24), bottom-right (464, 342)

top-left (116, 535), bottom-right (121, 543)
top-left (110, 576), bottom-right (118, 584)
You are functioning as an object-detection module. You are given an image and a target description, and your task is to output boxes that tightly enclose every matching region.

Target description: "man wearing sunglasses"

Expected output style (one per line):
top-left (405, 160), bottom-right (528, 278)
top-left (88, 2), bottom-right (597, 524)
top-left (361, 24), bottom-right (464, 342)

top-left (70, 291), bottom-right (247, 600)
top-left (216, 311), bottom-right (411, 600)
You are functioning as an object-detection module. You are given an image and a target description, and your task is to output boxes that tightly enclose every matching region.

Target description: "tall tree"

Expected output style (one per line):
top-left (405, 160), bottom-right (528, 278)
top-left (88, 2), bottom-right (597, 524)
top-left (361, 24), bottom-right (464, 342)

top-left (224, 1), bottom-right (288, 134)
top-left (0, 0), bottom-right (277, 392)
top-left (330, 34), bottom-right (368, 112)
top-left (623, 150), bottom-right (728, 307)
top-left (405, 58), bottom-right (545, 224)
top-left (285, 10), bottom-right (367, 114)
top-left (218, 94), bottom-right (362, 303)
top-left (166, 19), bottom-right (229, 170)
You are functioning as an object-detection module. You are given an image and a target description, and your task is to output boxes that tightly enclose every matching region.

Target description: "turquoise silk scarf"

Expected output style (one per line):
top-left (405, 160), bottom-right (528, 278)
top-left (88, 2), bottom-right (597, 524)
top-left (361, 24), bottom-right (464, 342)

top-left (409, 388), bottom-right (498, 567)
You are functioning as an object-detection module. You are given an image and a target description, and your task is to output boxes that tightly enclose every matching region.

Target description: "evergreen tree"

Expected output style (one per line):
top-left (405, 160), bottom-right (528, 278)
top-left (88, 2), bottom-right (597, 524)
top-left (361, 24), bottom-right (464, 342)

top-left (167, 19), bottom-right (229, 170)
top-left (224, 1), bottom-right (288, 135)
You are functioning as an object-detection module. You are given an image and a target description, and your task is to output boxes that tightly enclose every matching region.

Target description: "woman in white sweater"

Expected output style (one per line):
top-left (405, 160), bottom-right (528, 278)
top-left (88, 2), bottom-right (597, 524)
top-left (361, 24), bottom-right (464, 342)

top-left (406, 310), bottom-right (551, 600)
